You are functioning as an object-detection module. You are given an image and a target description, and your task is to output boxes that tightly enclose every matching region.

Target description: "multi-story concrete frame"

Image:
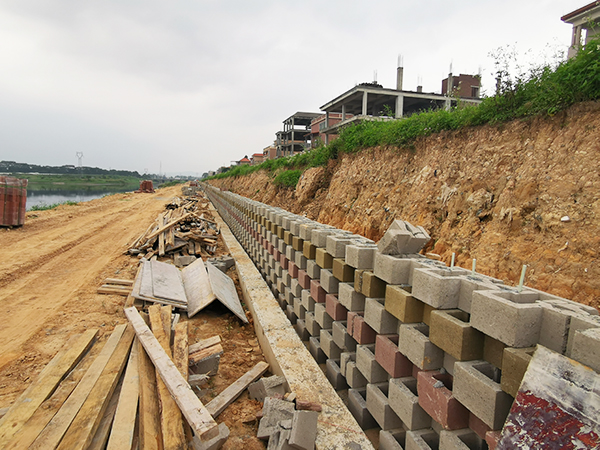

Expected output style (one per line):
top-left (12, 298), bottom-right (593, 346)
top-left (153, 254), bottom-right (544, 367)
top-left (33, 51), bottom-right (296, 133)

top-left (318, 66), bottom-right (481, 143)
top-left (276, 112), bottom-right (321, 157)
top-left (562, 1), bottom-right (600, 58)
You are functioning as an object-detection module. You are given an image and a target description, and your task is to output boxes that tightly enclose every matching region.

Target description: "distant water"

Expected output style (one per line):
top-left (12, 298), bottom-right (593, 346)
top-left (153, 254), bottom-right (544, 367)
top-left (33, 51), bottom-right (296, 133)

top-left (26, 188), bottom-right (133, 210)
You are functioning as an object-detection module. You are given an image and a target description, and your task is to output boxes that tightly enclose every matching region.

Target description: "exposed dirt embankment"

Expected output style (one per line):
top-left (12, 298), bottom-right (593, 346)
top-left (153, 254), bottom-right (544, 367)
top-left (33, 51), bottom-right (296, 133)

top-left (211, 102), bottom-right (600, 308)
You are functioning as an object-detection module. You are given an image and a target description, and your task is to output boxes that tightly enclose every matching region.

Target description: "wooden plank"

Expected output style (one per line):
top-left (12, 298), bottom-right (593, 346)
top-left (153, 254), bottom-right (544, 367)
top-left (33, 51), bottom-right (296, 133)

top-left (150, 260), bottom-right (187, 304)
top-left (137, 323), bottom-right (162, 450)
top-left (0, 329), bottom-right (98, 445)
top-left (206, 262), bottom-right (248, 323)
top-left (206, 361), bottom-right (269, 418)
top-left (29, 324), bottom-right (127, 450)
top-left (124, 307), bottom-right (218, 440)
top-left (173, 322), bottom-right (189, 380)
top-left (106, 339), bottom-right (140, 450)
top-left (149, 305), bottom-right (186, 450)
top-left (87, 376), bottom-right (123, 450)
top-left (3, 339), bottom-right (101, 450)
top-left (105, 278), bottom-right (134, 286)
top-left (159, 305), bottom-right (173, 339)
top-left (139, 260), bottom-right (154, 299)
top-left (189, 344), bottom-right (223, 366)
top-left (181, 258), bottom-right (215, 318)
top-left (144, 213), bottom-right (192, 242)
top-left (188, 336), bottom-right (221, 355)
top-left (98, 287), bottom-right (131, 296)
top-left (56, 325), bottom-right (135, 450)
top-left (100, 284), bottom-right (132, 291)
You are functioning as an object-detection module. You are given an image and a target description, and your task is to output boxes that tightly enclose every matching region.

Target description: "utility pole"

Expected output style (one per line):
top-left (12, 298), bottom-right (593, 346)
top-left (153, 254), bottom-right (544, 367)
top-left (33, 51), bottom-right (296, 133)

top-left (76, 152), bottom-right (83, 175)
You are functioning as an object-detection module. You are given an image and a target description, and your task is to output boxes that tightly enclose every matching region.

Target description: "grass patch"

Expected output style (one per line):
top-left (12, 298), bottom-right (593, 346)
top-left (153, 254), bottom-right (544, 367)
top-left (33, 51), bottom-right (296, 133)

top-left (273, 169), bottom-right (303, 188)
top-left (15, 174), bottom-right (141, 191)
top-left (29, 200), bottom-right (79, 211)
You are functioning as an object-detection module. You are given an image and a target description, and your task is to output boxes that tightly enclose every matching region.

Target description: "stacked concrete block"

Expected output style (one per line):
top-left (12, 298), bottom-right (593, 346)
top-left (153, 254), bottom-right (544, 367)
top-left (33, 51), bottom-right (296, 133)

top-left (348, 388), bottom-right (378, 429)
top-left (379, 429), bottom-right (406, 450)
top-left (366, 383), bottom-right (403, 430)
top-left (203, 185), bottom-right (600, 447)
top-left (377, 219), bottom-right (430, 255)
top-left (326, 359), bottom-right (348, 390)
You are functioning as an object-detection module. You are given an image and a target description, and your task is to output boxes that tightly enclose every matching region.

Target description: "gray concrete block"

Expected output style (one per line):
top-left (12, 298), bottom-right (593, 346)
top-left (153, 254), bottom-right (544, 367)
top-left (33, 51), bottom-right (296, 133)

top-left (193, 422), bottom-right (230, 450)
top-left (570, 327), bottom-right (600, 372)
top-left (389, 377), bottom-right (432, 430)
top-left (288, 410), bottom-right (319, 450)
top-left (412, 267), bottom-right (466, 309)
top-left (299, 222), bottom-right (319, 241)
top-left (293, 299), bottom-right (306, 320)
top-left (340, 351), bottom-right (355, 377)
top-left (453, 360), bottom-right (513, 430)
top-left (373, 253), bottom-right (414, 285)
top-left (290, 279), bottom-right (303, 298)
top-left (346, 360), bottom-right (368, 388)
top-left (315, 303), bottom-right (333, 329)
top-left (301, 289), bottom-right (316, 313)
top-left (320, 269), bottom-right (340, 294)
top-left (356, 344), bottom-right (389, 383)
top-left (567, 314), bottom-right (600, 357)
top-left (398, 323), bottom-right (444, 370)
top-left (295, 252), bottom-right (307, 270)
top-left (249, 375), bottom-right (289, 402)
top-left (308, 336), bottom-right (327, 364)
top-left (470, 290), bottom-right (544, 347)
top-left (443, 352), bottom-right (457, 376)
top-left (379, 429), bottom-right (407, 450)
top-left (326, 359), bottom-right (349, 390)
top-left (294, 319), bottom-right (310, 341)
top-left (311, 227), bottom-right (337, 248)
top-left (326, 234), bottom-right (360, 258)
top-left (346, 243), bottom-right (378, 270)
top-left (305, 311), bottom-right (321, 336)
top-left (174, 254), bottom-right (196, 268)
top-left (366, 382), bottom-right (403, 430)
top-left (377, 220), bottom-right (430, 255)
top-left (257, 397), bottom-right (296, 440)
top-left (320, 329), bottom-right (342, 359)
top-left (439, 429), bottom-right (487, 450)
top-left (458, 275), bottom-right (502, 313)
top-left (364, 297), bottom-right (399, 334)
top-left (332, 320), bottom-right (356, 352)
top-left (338, 282), bottom-right (366, 311)
top-left (406, 429), bottom-right (440, 450)
top-left (285, 304), bottom-right (297, 325)
top-left (348, 388), bottom-right (378, 430)
top-left (285, 246), bottom-right (296, 262)
top-left (306, 259), bottom-right (321, 280)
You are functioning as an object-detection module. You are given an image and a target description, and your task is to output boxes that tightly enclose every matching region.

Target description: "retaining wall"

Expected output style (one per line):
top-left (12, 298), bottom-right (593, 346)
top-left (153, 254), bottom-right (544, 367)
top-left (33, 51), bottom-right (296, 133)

top-left (203, 184), bottom-right (600, 450)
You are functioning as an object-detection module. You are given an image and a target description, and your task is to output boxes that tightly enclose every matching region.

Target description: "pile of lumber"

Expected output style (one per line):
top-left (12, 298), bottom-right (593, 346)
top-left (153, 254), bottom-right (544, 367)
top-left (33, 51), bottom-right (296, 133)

top-left (97, 279), bottom-right (133, 297)
top-left (0, 305), bottom-right (268, 450)
top-left (127, 194), bottom-right (219, 259)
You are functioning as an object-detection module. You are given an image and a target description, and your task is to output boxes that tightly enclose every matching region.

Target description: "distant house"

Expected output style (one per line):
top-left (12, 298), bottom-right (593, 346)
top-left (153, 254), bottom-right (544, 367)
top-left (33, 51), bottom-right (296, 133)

top-left (238, 156), bottom-right (251, 165)
top-left (263, 144), bottom-right (277, 161)
top-left (309, 112), bottom-right (351, 148)
top-left (251, 153), bottom-right (265, 165)
top-left (562, 1), bottom-right (600, 58)
top-left (276, 112), bottom-right (321, 157)
top-left (441, 73), bottom-right (481, 99)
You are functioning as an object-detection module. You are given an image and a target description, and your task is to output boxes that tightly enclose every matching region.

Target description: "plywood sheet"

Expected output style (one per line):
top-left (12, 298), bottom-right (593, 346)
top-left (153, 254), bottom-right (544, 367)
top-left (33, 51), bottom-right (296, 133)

top-left (150, 260), bottom-right (187, 304)
top-left (182, 258), bottom-right (215, 318)
top-left (207, 262), bottom-right (248, 323)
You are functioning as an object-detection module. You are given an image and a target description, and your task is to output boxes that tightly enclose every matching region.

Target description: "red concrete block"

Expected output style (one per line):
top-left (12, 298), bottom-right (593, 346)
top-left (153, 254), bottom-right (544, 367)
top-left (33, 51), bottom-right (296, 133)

top-left (326, 294), bottom-right (348, 321)
top-left (288, 261), bottom-right (299, 279)
top-left (417, 370), bottom-right (469, 430)
top-left (298, 270), bottom-right (311, 290)
top-left (310, 280), bottom-right (327, 303)
top-left (273, 249), bottom-right (280, 261)
top-left (469, 412), bottom-right (491, 440)
top-left (375, 334), bottom-right (413, 378)
top-left (353, 314), bottom-right (377, 345)
top-left (280, 254), bottom-right (289, 270)
top-left (486, 430), bottom-right (501, 450)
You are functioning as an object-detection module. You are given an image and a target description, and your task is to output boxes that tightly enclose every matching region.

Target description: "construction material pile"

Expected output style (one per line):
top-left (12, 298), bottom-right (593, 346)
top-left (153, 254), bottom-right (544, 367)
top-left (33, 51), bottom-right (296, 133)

top-left (0, 176), bottom-right (27, 227)
top-left (127, 195), bottom-right (219, 259)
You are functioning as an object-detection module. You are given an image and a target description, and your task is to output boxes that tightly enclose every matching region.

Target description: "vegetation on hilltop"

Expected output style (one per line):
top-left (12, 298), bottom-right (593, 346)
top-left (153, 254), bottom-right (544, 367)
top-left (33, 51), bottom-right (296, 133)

top-left (209, 38), bottom-right (600, 187)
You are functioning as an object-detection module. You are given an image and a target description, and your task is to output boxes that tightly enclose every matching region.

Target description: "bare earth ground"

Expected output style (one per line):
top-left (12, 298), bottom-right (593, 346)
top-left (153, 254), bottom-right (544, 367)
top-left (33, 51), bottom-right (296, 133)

top-left (0, 186), bottom-right (265, 449)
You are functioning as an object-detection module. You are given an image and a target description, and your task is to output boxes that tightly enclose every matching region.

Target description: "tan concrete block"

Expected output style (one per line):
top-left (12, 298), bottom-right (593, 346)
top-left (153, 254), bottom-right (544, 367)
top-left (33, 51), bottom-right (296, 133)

top-left (284, 230), bottom-right (293, 245)
top-left (316, 247), bottom-right (333, 269)
top-left (429, 309), bottom-right (485, 361)
top-left (483, 335), bottom-right (506, 369)
top-left (422, 304), bottom-right (436, 326)
top-left (292, 236), bottom-right (304, 252)
top-left (362, 271), bottom-right (387, 298)
top-left (333, 258), bottom-right (355, 282)
top-left (500, 346), bottom-right (535, 397)
top-left (303, 241), bottom-right (317, 259)
top-left (385, 285), bottom-right (423, 323)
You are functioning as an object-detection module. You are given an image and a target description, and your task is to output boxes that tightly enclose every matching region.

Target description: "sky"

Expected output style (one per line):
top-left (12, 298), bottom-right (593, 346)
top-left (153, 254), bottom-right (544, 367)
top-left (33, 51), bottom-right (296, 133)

top-left (0, 0), bottom-right (587, 176)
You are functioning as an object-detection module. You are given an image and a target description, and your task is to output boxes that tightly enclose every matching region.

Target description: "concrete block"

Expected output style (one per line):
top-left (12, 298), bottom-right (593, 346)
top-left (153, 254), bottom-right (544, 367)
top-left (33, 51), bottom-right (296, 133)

top-left (417, 370), bottom-right (469, 430)
top-left (483, 335), bottom-right (506, 369)
top-left (326, 294), bottom-right (348, 321)
top-left (570, 327), bottom-right (600, 373)
top-left (332, 320), bottom-right (356, 352)
top-left (326, 359), bottom-right (348, 390)
top-left (348, 311), bottom-right (377, 344)
top-left (500, 346), bottom-right (535, 397)
top-left (306, 259), bottom-right (321, 280)
top-left (193, 422), bottom-right (230, 450)
top-left (285, 246), bottom-right (296, 263)
top-left (453, 360), bottom-right (512, 430)
top-left (310, 279), bottom-right (327, 303)
top-left (315, 247), bottom-right (333, 269)
top-left (389, 377), bottom-right (431, 430)
top-left (295, 252), bottom-right (307, 270)
top-left (257, 397), bottom-right (296, 440)
top-left (326, 234), bottom-right (359, 258)
top-left (249, 375), bottom-right (289, 402)
top-left (308, 336), bottom-right (327, 364)
top-left (320, 269), bottom-right (339, 294)
top-left (290, 278), bottom-right (303, 298)
top-left (348, 388), bottom-right (378, 430)
top-left (299, 222), bottom-right (318, 241)
top-left (443, 352), bottom-right (457, 376)
top-left (373, 253), bottom-right (414, 285)
top-left (566, 314), bottom-right (600, 357)
top-left (320, 329), bottom-right (342, 359)
top-left (365, 297), bottom-right (399, 334)
top-left (311, 227), bottom-right (337, 248)
top-left (301, 289), bottom-right (316, 313)
top-left (385, 285), bottom-right (424, 323)
top-left (366, 382), bottom-right (403, 430)
top-left (379, 220), bottom-right (430, 255)
top-left (338, 282), bottom-right (366, 311)
top-left (297, 270), bottom-right (311, 290)
top-left (293, 298), bottom-right (306, 320)
top-left (379, 429), bottom-right (406, 450)
top-left (375, 334), bottom-right (413, 377)
top-left (294, 319), bottom-right (310, 341)
top-left (314, 303), bottom-right (333, 329)
top-left (292, 236), bottom-right (304, 252)
top-left (470, 290), bottom-right (543, 347)
top-left (346, 360), bottom-right (368, 389)
top-left (340, 351), bottom-right (354, 377)
top-left (356, 344), bottom-right (388, 383)
top-left (458, 275), bottom-right (502, 313)
top-left (302, 240), bottom-right (317, 260)
top-left (304, 311), bottom-right (321, 337)
top-left (357, 270), bottom-right (387, 298)
top-left (332, 258), bottom-right (355, 282)
top-left (429, 309), bottom-right (485, 361)
top-left (406, 429), bottom-right (440, 450)
top-left (398, 323), bottom-right (444, 370)
top-left (439, 429), bottom-right (487, 450)
top-left (412, 268), bottom-right (464, 309)
top-left (288, 410), bottom-right (319, 450)
top-left (346, 243), bottom-right (378, 270)
top-left (469, 411), bottom-right (492, 441)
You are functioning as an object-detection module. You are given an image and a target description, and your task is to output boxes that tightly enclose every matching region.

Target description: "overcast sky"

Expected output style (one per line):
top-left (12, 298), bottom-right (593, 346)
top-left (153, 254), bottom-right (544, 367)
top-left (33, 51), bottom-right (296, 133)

top-left (0, 0), bottom-right (586, 176)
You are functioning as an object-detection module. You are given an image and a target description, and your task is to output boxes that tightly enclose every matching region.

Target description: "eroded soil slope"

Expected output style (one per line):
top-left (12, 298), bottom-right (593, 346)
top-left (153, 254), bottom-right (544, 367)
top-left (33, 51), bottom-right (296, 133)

top-left (211, 101), bottom-right (600, 308)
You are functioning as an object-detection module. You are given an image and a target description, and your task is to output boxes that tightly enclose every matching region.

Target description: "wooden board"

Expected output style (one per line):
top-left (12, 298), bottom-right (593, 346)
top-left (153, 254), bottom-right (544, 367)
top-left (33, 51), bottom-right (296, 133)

top-left (0, 329), bottom-right (98, 445)
top-left (124, 307), bottom-right (218, 440)
top-left (206, 361), bottom-right (269, 418)
top-left (132, 262), bottom-right (187, 309)
top-left (98, 287), bottom-right (131, 296)
top-left (56, 325), bottom-right (135, 450)
top-left (29, 324), bottom-right (127, 450)
top-left (207, 262), bottom-right (248, 323)
top-left (188, 335), bottom-right (221, 355)
top-left (189, 344), bottom-right (223, 366)
top-left (149, 305), bottom-right (186, 450)
top-left (87, 377), bottom-right (123, 450)
top-left (173, 322), bottom-right (189, 380)
top-left (181, 258), bottom-right (215, 318)
top-left (144, 213), bottom-right (192, 242)
top-left (105, 278), bottom-right (134, 286)
top-left (138, 260), bottom-right (155, 299)
top-left (136, 331), bottom-right (162, 450)
top-left (106, 340), bottom-right (140, 450)
top-left (150, 260), bottom-right (187, 304)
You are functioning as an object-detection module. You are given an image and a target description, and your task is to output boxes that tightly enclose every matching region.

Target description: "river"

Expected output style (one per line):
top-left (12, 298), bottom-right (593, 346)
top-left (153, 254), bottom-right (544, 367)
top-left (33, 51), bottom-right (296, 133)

top-left (26, 188), bottom-right (135, 210)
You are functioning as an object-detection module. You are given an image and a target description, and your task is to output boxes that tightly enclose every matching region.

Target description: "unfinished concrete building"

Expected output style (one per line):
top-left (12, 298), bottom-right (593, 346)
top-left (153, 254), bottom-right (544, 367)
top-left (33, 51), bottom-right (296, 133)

top-left (276, 112), bottom-right (321, 157)
top-left (562, 1), bottom-right (600, 58)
